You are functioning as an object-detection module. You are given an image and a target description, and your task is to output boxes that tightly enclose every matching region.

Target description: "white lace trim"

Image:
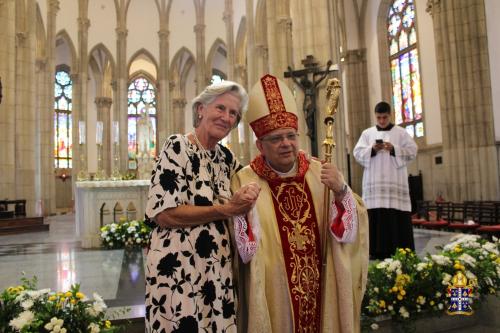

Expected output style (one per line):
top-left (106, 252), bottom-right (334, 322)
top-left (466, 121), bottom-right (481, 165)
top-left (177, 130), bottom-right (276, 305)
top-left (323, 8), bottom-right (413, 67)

top-left (329, 188), bottom-right (358, 243)
top-left (234, 206), bottom-right (260, 263)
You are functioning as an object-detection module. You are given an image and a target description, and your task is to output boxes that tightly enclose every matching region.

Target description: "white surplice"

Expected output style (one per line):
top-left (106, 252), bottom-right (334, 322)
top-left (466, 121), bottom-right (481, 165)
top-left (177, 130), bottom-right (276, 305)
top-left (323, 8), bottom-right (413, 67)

top-left (353, 125), bottom-right (417, 212)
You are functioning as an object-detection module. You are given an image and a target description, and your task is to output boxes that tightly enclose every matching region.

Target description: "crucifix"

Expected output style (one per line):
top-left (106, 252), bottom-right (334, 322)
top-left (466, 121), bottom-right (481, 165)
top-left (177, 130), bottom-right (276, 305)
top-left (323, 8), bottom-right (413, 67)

top-left (284, 55), bottom-right (335, 157)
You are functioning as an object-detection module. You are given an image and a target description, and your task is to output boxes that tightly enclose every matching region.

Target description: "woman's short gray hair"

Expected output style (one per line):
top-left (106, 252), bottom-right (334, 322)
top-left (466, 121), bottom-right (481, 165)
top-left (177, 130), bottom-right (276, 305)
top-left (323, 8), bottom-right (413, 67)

top-left (192, 80), bottom-right (248, 128)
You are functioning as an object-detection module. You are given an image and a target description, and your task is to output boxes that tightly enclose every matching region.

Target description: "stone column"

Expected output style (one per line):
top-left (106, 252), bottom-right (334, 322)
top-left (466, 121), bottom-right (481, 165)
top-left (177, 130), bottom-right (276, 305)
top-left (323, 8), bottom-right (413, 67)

top-left (428, 0), bottom-right (499, 201)
top-left (0, 0), bottom-right (17, 202)
top-left (245, 0), bottom-right (256, 87)
top-left (223, 0), bottom-right (235, 80)
top-left (115, 26), bottom-right (129, 171)
top-left (14, 1), bottom-right (37, 216)
top-left (35, 1), bottom-right (58, 215)
top-left (95, 97), bottom-right (113, 174)
top-left (157, 0), bottom-right (173, 143)
top-left (343, 49), bottom-right (370, 193)
top-left (194, 23), bottom-right (207, 93)
top-left (193, 0), bottom-right (207, 92)
top-left (157, 29), bottom-right (171, 143)
top-left (265, 1), bottom-right (292, 77)
top-left (75, 1), bottom-right (90, 177)
top-left (172, 98), bottom-right (187, 132)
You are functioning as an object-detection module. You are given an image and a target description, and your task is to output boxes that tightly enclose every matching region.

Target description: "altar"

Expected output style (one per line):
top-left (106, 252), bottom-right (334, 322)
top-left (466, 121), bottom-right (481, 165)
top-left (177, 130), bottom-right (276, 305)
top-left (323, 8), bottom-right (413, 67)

top-left (75, 180), bottom-right (150, 248)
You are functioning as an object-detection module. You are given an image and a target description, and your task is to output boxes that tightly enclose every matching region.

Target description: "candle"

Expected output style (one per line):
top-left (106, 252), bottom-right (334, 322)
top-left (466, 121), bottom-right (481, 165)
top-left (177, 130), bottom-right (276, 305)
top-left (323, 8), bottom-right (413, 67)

top-left (238, 122), bottom-right (245, 143)
top-left (96, 121), bottom-right (103, 145)
top-left (79, 121), bottom-right (86, 144)
top-left (112, 121), bottom-right (119, 144)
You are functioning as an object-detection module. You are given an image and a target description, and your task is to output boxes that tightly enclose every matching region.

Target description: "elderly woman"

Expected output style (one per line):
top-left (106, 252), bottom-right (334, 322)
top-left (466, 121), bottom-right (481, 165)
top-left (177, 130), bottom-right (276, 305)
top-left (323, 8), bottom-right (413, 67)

top-left (145, 81), bottom-right (260, 332)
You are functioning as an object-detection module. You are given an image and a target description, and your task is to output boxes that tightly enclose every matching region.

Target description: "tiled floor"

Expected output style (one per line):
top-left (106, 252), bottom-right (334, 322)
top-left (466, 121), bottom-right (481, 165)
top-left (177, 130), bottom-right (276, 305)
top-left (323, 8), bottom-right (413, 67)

top-left (0, 215), bottom-right (489, 328)
top-left (0, 214), bottom-right (145, 319)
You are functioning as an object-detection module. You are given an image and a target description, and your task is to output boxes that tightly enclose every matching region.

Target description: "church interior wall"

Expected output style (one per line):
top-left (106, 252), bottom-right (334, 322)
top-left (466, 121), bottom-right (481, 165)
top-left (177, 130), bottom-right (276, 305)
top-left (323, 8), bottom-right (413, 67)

top-left (54, 1), bottom-right (78, 55)
top-left (169, 1), bottom-right (197, 60)
top-left (86, 67), bottom-right (98, 173)
top-left (205, 0), bottom-right (227, 59)
top-left (364, 0), bottom-right (384, 114)
top-left (484, 0), bottom-right (500, 141)
top-left (88, 0), bottom-right (117, 62)
top-left (414, 0), bottom-right (442, 145)
top-left (183, 67), bottom-right (197, 134)
top-left (126, 1), bottom-right (159, 62)
top-left (2, 0), bottom-right (499, 215)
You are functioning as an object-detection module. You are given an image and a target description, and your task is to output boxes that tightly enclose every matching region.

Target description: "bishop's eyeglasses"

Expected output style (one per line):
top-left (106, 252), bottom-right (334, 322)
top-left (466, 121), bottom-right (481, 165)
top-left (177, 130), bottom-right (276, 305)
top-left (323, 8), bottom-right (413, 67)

top-left (261, 132), bottom-right (299, 145)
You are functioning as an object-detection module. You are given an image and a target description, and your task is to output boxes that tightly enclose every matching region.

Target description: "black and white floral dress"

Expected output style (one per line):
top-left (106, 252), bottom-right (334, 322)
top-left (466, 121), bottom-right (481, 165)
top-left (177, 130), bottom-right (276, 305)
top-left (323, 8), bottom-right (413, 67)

top-left (145, 134), bottom-right (241, 333)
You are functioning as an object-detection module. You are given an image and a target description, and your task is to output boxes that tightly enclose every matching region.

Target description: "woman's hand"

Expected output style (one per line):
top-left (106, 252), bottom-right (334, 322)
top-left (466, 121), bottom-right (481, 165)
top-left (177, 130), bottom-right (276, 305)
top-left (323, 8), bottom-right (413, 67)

top-left (155, 182), bottom-right (261, 228)
top-left (222, 182), bottom-right (261, 216)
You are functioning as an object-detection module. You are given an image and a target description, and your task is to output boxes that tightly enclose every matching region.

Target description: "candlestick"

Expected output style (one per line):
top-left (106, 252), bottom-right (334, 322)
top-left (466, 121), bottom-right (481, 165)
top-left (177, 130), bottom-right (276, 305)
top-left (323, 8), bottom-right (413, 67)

top-left (78, 121), bottom-right (86, 145)
top-left (96, 121), bottom-right (103, 145)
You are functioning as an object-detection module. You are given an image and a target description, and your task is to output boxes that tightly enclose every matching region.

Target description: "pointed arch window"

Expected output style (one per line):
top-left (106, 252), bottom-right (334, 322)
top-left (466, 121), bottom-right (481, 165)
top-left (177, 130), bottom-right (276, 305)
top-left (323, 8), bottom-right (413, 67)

top-left (127, 76), bottom-right (157, 169)
top-left (54, 66), bottom-right (73, 168)
top-left (388, 0), bottom-right (424, 137)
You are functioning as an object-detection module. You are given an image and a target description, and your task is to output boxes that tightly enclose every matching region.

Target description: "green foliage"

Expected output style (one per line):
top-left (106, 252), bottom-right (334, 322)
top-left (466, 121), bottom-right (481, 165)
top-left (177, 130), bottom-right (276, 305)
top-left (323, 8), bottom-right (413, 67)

top-left (362, 235), bottom-right (500, 332)
top-left (100, 219), bottom-right (152, 249)
top-left (0, 275), bottom-right (124, 333)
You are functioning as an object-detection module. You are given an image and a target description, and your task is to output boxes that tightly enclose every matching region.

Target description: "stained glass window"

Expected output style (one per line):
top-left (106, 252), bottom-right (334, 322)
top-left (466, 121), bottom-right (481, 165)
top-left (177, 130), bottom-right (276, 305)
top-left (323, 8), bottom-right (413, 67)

top-left (387, 0), bottom-right (424, 138)
top-left (127, 77), bottom-right (157, 169)
top-left (54, 68), bottom-right (73, 168)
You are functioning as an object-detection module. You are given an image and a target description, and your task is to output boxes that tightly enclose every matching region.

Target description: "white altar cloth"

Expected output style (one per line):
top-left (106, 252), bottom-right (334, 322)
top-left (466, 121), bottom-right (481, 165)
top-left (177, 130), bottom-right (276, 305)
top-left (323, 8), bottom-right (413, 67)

top-left (75, 180), bottom-right (149, 248)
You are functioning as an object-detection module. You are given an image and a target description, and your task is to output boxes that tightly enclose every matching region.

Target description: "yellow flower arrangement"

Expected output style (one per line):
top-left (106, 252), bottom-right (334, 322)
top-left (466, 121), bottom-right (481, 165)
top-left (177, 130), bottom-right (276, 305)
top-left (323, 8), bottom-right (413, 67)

top-left (362, 235), bottom-right (500, 332)
top-left (0, 275), bottom-right (123, 333)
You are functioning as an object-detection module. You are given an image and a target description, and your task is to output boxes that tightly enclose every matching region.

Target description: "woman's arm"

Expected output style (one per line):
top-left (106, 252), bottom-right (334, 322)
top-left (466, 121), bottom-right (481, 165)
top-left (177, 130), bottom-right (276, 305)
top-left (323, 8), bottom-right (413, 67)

top-left (154, 182), bottom-right (260, 228)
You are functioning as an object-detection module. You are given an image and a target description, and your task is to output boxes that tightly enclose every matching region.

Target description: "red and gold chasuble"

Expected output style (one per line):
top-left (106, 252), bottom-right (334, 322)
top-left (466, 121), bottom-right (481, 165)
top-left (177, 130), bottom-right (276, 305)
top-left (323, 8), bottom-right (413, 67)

top-left (251, 152), bottom-right (322, 333)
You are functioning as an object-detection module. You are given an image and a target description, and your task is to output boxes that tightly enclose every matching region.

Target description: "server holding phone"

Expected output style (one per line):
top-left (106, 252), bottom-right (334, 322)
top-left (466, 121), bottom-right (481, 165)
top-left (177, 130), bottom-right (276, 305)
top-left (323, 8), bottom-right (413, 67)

top-left (353, 101), bottom-right (418, 260)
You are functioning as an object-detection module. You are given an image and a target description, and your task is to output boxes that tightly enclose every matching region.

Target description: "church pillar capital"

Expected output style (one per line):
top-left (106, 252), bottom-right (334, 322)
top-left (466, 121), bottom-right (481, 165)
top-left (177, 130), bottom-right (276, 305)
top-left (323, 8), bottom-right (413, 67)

top-left (35, 58), bottom-right (47, 72)
top-left (95, 96), bottom-right (113, 109)
top-left (48, 0), bottom-right (60, 13)
top-left (277, 16), bottom-right (292, 30)
top-left (173, 98), bottom-right (187, 109)
top-left (426, 0), bottom-right (441, 16)
top-left (115, 27), bottom-right (128, 39)
top-left (16, 32), bottom-right (27, 47)
top-left (223, 9), bottom-right (233, 24)
top-left (158, 29), bottom-right (169, 39)
top-left (343, 49), bottom-right (366, 64)
top-left (78, 17), bottom-right (90, 31)
top-left (70, 73), bottom-right (80, 83)
top-left (194, 24), bottom-right (206, 34)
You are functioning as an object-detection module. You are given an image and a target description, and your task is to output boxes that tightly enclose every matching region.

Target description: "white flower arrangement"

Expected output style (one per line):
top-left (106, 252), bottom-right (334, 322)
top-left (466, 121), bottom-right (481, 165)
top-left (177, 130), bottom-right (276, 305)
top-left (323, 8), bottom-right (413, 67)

top-left (362, 235), bottom-right (500, 331)
top-left (100, 218), bottom-right (152, 249)
top-left (0, 276), bottom-right (120, 332)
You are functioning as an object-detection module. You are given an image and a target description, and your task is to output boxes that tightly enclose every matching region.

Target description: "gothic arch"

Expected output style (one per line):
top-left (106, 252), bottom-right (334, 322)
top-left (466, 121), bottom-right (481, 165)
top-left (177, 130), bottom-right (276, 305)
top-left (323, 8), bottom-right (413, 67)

top-left (206, 38), bottom-right (227, 78)
top-left (128, 48), bottom-right (159, 81)
top-left (234, 17), bottom-right (247, 86)
top-left (89, 43), bottom-right (116, 97)
top-left (129, 70), bottom-right (157, 90)
top-left (235, 17), bottom-right (247, 64)
top-left (55, 30), bottom-right (78, 72)
top-left (170, 47), bottom-right (196, 96)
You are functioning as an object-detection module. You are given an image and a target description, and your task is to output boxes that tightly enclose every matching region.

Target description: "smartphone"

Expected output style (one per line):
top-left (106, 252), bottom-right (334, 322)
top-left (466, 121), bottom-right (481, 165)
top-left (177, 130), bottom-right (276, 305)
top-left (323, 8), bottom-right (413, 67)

top-left (375, 139), bottom-right (383, 144)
